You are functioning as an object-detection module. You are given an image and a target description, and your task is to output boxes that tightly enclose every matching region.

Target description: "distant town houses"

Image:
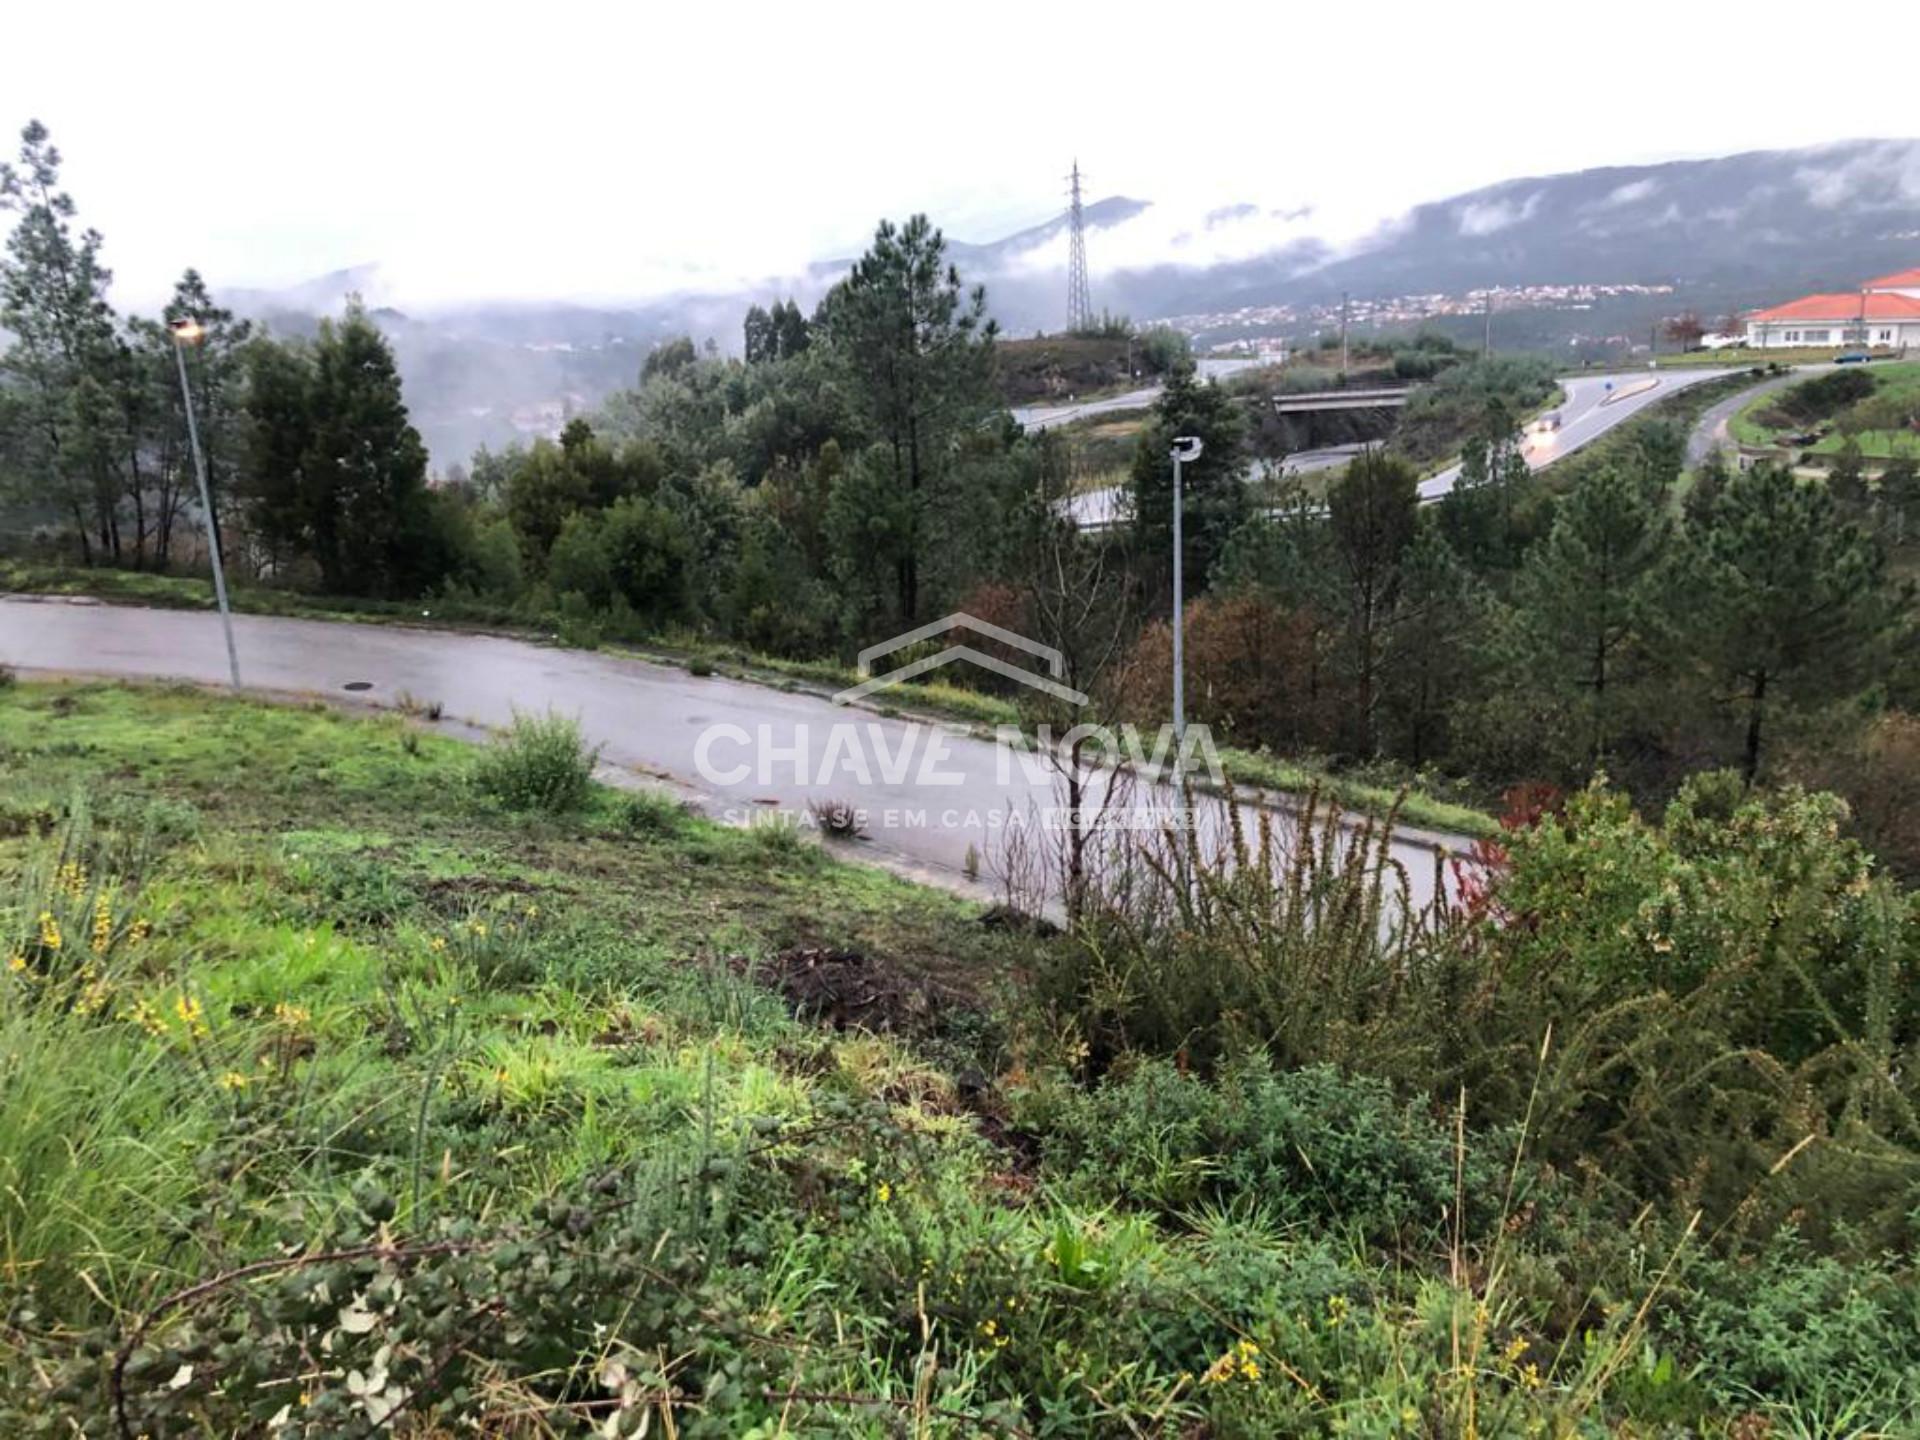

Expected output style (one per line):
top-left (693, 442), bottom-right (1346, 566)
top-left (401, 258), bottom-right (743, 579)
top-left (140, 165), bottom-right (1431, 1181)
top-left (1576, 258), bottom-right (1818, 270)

top-left (1163, 282), bottom-right (1677, 343)
top-left (1744, 267), bottom-right (1920, 350)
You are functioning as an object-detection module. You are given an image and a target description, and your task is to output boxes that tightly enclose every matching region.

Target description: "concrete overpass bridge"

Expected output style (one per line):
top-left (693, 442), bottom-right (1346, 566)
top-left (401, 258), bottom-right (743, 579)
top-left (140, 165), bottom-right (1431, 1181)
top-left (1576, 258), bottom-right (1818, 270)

top-left (1270, 386), bottom-right (1413, 414)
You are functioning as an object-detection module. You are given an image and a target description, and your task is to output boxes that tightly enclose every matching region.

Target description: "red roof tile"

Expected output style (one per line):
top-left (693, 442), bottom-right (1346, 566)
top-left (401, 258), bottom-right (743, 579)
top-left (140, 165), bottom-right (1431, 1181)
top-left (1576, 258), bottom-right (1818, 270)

top-left (1864, 267), bottom-right (1920, 290)
top-left (1749, 292), bottom-right (1920, 323)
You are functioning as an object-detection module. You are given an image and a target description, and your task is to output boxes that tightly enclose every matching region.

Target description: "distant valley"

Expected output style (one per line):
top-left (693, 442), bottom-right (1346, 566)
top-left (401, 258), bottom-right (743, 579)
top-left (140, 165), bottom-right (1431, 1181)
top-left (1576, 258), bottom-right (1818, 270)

top-left (219, 138), bottom-right (1920, 466)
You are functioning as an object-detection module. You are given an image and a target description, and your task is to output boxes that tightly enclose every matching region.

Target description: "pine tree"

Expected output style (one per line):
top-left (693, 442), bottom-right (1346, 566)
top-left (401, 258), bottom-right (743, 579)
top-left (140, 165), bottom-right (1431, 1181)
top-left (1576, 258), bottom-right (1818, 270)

top-left (125, 270), bottom-right (252, 567)
top-left (1384, 520), bottom-right (1486, 765)
top-left (1438, 424), bottom-right (1531, 573)
top-left (1514, 463), bottom-right (1670, 767)
top-left (1128, 364), bottom-right (1249, 600)
top-left (816, 215), bottom-right (996, 625)
top-left (1326, 448), bottom-right (1419, 754)
top-left (0, 120), bottom-right (124, 563)
top-left (1675, 462), bottom-right (1896, 783)
top-left (301, 301), bottom-right (432, 596)
top-left (235, 333), bottom-right (317, 575)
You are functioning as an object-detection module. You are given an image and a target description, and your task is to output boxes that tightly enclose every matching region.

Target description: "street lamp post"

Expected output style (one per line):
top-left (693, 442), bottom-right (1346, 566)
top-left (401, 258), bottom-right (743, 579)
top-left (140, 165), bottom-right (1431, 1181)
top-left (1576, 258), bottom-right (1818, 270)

top-left (1168, 435), bottom-right (1203, 842)
top-left (170, 319), bottom-right (242, 689)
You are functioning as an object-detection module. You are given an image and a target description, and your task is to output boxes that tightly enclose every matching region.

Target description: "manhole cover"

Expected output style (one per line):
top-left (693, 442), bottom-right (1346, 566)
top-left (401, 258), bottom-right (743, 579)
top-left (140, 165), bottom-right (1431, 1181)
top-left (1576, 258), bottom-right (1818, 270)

top-left (342, 681), bottom-right (374, 692)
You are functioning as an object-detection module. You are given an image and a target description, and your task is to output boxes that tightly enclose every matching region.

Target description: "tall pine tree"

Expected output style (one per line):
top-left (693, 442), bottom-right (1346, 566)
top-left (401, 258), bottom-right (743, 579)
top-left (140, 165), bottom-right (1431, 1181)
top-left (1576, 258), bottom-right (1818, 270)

top-left (301, 301), bottom-right (432, 596)
top-left (816, 216), bottom-right (996, 626)
top-left (1514, 463), bottom-right (1670, 768)
top-left (1674, 462), bottom-right (1896, 783)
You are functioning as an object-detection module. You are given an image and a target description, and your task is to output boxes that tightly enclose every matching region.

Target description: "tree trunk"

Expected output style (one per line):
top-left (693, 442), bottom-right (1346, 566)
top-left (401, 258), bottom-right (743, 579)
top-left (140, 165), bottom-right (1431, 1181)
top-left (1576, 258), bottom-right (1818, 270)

top-left (1743, 671), bottom-right (1768, 786)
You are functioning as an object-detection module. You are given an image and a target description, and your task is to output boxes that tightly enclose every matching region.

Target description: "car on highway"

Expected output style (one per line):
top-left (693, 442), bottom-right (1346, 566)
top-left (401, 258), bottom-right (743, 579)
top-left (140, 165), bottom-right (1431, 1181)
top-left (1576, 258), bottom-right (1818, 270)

top-left (1531, 411), bottom-right (1563, 435)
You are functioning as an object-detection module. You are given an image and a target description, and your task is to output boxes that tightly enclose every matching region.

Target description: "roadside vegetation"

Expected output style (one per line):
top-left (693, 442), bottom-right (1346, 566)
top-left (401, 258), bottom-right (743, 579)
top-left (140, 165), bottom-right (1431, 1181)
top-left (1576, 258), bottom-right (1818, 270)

top-left (1732, 361), bottom-right (1920, 458)
top-left (4, 680), bottom-right (1919, 1435)
top-left (996, 322), bottom-right (1190, 405)
top-left (7, 118), bottom-right (1920, 867)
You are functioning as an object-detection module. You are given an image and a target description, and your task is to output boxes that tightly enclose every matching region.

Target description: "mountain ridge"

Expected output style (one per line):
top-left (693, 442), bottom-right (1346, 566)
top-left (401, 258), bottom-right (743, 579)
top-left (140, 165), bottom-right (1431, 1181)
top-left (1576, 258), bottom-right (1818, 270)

top-left (219, 138), bottom-right (1920, 464)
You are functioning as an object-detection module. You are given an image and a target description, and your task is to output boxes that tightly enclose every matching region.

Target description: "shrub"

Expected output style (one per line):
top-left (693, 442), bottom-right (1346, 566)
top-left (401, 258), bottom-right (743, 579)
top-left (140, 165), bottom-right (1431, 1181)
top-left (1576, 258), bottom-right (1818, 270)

top-left (748, 817), bottom-right (808, 861)
top-left (1029, 1058), bottom-right (1512, 1243)
top-left (472, 710), bottom-right (599, 814)
top-left (1760, 367), bottom-right (1876, 429)
top-left (551, 590), bottom-right (603, 649)
top-left (1033, 791), bottom-right (1459, 1079)
top-left (1665, 1228), bottom-right (1920, 1426)
top-left (1111, 594), bottom-right (1337, 754)
top-left (808, 797), bottom-right (866, 839)
top-left (618, 789), bottom-right (690, 838)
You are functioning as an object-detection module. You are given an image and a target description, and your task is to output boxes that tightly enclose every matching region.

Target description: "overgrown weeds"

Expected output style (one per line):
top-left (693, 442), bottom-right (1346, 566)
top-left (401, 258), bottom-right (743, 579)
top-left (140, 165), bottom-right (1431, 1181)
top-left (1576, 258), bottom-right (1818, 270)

top-left (471, 708), bottom-right (599, 814)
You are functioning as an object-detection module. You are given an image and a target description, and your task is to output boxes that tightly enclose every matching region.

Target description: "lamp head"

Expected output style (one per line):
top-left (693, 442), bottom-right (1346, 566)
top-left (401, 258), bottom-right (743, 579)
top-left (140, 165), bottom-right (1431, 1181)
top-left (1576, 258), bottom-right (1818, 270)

top-left (1169, 436), bottom-right (1204, 463)
top-left (171, 318), bottom-right (206, 344)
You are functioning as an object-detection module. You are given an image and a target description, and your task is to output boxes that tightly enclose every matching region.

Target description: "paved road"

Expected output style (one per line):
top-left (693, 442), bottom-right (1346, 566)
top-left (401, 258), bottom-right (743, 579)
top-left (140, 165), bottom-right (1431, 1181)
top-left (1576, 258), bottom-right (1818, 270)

top-left (1010, 357), bottom-right (1266, 432)
top-left (0, 599), bottom-right (1468, 915)
top-left (1054, 367), bottom-right (1748, 524)
top-left (1683, 368), bottom-right (1808, 466)
top-left (1418, 367), bottom-right (1738, 500)
top-left (1064, 443), bottom-right (1364, 530)
top-left (1012, 387), bottom-right (1159, 432)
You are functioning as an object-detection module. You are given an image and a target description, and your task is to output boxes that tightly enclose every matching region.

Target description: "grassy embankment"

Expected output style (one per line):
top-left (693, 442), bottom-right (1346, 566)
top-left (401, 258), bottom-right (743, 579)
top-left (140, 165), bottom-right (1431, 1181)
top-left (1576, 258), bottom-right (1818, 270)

top-left (5, 681), bottom-right (1916, 1435)
top-left (1652, 346), bottom-right (1895, 370)
top-left (1731, 361), bottom-right (1920, 457)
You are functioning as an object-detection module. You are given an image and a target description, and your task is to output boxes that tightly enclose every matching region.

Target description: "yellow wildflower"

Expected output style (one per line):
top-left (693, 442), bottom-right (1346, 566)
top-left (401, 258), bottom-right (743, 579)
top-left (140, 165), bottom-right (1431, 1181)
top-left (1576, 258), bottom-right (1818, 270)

top-left (173, 993), bottom-right (209, 1038)
top-left (7, 950), bottom-right (27, 974)
top-left (128, 918), bottom-right (151, 945)
top-left (218, 1071), bottom-right (250, 1091)
top-left (873, 1181), bottom-right (892, 1205)
top-left (37, 912), bottom-right (62, 952)
top-left (91, 894), bottom-right (113, 955)
top-left (1202, 1338), bottom-right (1265, 1386)
top-left (429, 936), bottom-right (448, 953)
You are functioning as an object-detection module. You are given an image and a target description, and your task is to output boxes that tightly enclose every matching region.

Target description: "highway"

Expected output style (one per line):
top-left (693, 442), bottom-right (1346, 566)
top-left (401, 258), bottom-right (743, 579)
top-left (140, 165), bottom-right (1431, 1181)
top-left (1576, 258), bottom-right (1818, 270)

top-left (0, 599), bottom-right (1469, 917)
top-left (1417, 366), bottom-right (1739, 500)
top-left (1038, 364), bottom-right (1754, 525)
top-left (1009, 357), bottom-right (1265, 432)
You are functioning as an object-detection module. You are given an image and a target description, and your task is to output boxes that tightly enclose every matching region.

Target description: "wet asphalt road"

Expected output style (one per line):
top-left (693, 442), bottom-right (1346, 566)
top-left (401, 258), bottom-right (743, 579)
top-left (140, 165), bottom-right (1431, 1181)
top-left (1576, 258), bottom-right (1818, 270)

top-left (0, 599), bottom-right (1467, 913)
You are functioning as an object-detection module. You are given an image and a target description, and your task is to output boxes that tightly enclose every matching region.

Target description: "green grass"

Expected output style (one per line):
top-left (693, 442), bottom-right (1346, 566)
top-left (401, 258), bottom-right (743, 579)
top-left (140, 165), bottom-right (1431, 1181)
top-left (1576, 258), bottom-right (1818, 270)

top-left (0, 557), bottom-right (528, 629)
top-left (1730, 361), bottom-right (1920, 457)
top-left (3, 681), bottom-right (1915, 1434)
top-left (0, 681), bottom-right (1022, 1318)
top-left (1215, 745), bottom-right (1497, 839)
top-left (1653, 346), bottom-right (1867, 369)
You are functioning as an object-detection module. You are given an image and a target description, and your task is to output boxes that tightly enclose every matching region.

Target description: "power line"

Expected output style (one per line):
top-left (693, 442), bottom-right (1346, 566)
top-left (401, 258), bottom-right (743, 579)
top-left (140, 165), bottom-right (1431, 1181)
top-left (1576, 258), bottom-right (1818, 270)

top-left (1066, 160), bottom-right (1093, 335)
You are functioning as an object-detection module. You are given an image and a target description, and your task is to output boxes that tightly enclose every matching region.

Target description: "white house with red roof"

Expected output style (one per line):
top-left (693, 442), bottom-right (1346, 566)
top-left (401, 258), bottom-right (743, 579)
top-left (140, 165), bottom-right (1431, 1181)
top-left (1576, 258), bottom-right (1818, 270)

top-left (1744, 268), bottom-right (1920, 349)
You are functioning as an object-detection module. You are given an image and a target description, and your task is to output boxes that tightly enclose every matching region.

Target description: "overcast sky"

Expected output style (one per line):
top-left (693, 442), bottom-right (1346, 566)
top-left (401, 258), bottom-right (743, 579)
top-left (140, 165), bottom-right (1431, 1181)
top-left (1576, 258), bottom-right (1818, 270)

top-left (11, 0), bottom-right (1920, 310)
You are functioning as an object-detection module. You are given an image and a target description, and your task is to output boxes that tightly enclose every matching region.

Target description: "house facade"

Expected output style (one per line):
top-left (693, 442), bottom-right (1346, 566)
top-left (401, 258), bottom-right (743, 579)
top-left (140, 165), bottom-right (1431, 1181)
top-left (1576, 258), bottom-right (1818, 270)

top-left (1744, 267), bottom-right (1920, 350)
